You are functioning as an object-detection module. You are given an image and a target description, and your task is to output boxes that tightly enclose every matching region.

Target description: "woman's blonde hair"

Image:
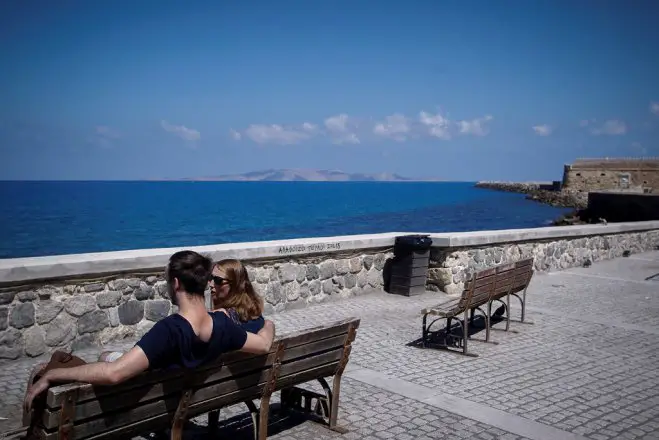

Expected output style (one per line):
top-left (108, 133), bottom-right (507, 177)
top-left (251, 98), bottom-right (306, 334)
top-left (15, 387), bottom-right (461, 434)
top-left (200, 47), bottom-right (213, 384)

top-left (213, 259), bottom-right (264, 321)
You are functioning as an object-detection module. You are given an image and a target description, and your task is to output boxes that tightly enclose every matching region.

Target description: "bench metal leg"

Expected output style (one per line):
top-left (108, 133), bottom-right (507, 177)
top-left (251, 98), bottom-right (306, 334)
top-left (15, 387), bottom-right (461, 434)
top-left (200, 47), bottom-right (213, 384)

top-left (488, 298), bottom-right (520, 334)
top-left (510, 289), bottom-right (534, 325)
top-left (506, 292), bottom-right (511, 331)
top-left (462, 309), bottom-right (469, 355)
top-left (421, 313), bottom-right (478, 357)
top-left (468, 306), bottom-right (498, 345)
top-left (280, 378), bottom-right (348, 434)
top-left (243, 400), bottom-right (261, 440)
top-left (422, 313), bottom-right (428, 348)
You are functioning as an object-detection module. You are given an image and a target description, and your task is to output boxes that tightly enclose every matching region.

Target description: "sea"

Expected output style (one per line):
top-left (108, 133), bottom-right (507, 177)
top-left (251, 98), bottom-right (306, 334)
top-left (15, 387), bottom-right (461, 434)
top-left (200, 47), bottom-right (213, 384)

top-left (0, 181), bottom-right (572, 259)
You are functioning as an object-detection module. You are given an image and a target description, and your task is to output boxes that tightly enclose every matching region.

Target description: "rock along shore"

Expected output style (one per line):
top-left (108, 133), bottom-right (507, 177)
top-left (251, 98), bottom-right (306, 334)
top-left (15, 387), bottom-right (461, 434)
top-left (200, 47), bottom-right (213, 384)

top-left (475, 181), bottom-right (588, 210)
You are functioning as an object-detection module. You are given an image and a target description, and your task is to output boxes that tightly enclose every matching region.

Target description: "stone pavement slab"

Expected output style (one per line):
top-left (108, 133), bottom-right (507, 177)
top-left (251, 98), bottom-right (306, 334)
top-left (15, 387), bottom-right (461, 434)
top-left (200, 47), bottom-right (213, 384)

top-left (2, 251), bottom-right (659, 440)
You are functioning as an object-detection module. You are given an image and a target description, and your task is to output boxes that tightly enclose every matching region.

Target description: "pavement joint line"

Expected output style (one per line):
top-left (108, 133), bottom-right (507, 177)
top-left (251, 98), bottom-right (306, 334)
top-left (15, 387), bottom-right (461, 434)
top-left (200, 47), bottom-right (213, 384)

top-left (345, 366), bottom-right (589, 440)
top-left (554, 271), bottom-right (657, 285)
top-left (627, 256), bottom-right (659, 262)
top-left (524, 305), bottom-right (659, 336)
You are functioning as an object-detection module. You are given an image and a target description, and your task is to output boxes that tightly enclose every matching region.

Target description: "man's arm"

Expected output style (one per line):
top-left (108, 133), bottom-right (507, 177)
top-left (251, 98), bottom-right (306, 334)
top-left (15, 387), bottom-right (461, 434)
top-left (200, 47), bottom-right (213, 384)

top-left (24, 346), bottom-right (149, 412)
top-left (240, 319), bottom-right (275, 354)
top-left (49, 346), bottom-right (149, 384)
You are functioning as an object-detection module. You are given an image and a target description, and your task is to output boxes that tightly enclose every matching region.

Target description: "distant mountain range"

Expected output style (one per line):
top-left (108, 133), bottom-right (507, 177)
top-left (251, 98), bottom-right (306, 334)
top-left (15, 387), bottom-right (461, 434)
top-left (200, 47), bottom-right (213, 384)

top-left (167, 169), bottom-right (442, 182)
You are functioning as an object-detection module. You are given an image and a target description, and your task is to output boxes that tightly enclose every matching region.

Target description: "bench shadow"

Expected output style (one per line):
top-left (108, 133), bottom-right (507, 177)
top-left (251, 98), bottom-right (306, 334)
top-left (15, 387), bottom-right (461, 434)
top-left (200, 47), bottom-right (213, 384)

top-left (147, 402), bottom-right (315, 440)
top-left (407, 314), bottom-right (508, 349)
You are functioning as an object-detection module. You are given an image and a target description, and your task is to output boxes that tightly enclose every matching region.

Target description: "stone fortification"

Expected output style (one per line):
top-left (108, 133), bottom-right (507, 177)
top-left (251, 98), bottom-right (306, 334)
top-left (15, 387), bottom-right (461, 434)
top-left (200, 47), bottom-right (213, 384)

top-left (562, 157), bottom-right (659, 192)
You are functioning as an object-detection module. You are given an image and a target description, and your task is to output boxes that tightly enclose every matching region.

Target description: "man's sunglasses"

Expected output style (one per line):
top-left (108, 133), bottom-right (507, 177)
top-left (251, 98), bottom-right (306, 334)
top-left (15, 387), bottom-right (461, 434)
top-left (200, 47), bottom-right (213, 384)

top-left (212, 276), bottom-right (227, 285)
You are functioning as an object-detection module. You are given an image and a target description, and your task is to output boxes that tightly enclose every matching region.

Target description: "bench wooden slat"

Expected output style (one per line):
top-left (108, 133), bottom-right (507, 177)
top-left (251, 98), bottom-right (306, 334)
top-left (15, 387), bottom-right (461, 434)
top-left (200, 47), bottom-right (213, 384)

top-left (281, 318), bottom-right (358, 349)
top-left (280, 346), bottom-right (344, 377)
top-left (43, 360), bottom-right (275, 429)
top-left (46, 350), bottom-right (272, 408)
top-left (282, 334), bottom-right (347, 363)
top-left (275, 362), bottom-right (340, 392)
top-left (68, 411), bottom-right (174, 440)
top-left (42, 394), bottom-right (181, 440)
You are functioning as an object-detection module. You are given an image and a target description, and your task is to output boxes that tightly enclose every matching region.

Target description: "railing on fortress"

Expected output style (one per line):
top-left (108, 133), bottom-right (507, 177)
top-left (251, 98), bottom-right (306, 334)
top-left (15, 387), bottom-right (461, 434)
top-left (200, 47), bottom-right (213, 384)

top-left (567, 157), bottom-right (659, 170)
top-left (573, 157), bottom-right (659, 162)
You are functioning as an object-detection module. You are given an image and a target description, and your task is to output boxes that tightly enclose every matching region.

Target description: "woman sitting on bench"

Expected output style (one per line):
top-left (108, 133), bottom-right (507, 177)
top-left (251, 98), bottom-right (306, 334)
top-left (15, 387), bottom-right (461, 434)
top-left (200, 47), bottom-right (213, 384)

top-left (210, 258), bottom-right (265, 333)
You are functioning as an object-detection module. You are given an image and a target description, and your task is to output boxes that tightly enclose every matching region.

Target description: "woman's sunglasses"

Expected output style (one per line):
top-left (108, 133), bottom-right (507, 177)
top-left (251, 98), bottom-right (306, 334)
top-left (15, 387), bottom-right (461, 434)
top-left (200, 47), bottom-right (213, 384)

top-left (212, 276), bottom-right (227, 285)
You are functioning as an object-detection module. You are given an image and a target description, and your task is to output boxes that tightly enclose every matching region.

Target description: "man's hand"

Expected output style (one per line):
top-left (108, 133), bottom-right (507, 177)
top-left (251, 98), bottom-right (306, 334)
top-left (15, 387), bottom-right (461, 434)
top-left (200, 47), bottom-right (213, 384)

top-left (24, 374), bottom-right (50, 413)
top-left (23, 347), bottom-right (149, 414)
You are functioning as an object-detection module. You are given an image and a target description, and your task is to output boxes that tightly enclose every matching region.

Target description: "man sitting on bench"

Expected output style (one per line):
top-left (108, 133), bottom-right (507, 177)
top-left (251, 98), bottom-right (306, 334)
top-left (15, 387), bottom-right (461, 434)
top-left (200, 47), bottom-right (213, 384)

top-left (24, 250), bottom-right (276, 412)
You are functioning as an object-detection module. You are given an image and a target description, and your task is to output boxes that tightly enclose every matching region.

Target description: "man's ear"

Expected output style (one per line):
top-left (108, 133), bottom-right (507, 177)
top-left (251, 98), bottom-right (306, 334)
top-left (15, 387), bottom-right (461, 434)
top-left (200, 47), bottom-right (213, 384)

top-left (173, 277), bottom-right (180, 293)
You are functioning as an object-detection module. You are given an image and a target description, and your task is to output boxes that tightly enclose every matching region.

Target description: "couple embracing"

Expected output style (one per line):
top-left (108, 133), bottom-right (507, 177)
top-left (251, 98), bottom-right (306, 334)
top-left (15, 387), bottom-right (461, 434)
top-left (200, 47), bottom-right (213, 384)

top-left (23, 251), bottom-right (274, 430)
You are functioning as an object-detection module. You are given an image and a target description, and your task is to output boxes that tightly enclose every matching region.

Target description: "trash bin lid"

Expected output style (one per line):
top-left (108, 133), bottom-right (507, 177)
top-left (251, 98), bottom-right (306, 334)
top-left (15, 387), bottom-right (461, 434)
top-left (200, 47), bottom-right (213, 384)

top-left (394, 235), bottom-right (433, 249)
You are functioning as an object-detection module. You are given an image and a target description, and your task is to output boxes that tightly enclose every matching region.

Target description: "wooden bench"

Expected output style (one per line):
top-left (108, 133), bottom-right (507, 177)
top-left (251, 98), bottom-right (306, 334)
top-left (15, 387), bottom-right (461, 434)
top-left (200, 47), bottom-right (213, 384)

top-left (420, 258), bottom-right (534, 356)
top-left (34, 317), bottom-right (360, 440)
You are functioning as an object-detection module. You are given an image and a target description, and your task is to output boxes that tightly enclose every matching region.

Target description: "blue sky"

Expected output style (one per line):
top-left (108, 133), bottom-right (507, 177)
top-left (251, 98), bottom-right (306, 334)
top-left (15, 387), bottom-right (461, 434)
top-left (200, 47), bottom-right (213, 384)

top-left (1, 0), bottom-right (658, 181)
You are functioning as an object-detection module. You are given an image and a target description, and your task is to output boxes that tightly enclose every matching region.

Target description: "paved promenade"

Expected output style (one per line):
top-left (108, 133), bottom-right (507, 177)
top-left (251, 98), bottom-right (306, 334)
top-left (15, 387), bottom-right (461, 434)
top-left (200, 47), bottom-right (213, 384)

top-left (1, 252), bottom-right (658, 439)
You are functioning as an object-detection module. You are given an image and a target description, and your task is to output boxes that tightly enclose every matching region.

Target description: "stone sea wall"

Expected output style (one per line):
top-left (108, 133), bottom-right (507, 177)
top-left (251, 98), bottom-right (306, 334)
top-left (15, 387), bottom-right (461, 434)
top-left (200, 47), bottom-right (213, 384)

top-left (427, 229), bottom-right (659, 294)
top-left (2, 223), bottom-right (659, 360)
top-left (0, 249), bottom-right (391, 360)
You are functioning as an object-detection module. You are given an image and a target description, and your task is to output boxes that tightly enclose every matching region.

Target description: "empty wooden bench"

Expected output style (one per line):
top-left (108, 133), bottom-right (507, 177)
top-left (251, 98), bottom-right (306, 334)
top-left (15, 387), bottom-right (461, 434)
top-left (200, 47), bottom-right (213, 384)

top-left (420, 258), bottom-right (534, 356)
top-left (34, 317), bottom-right (360, 440)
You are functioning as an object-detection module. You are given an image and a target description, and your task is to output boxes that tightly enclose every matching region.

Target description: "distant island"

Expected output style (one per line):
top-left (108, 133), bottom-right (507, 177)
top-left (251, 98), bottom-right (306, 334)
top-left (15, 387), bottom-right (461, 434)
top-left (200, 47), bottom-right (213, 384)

top-left (161, 169), bottom-right (444, 182)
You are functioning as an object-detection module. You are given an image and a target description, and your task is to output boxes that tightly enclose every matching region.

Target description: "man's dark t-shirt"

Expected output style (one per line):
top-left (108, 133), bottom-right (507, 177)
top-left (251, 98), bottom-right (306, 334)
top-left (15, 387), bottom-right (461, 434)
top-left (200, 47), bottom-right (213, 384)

top-left (136, 311), bottom-right (248, 370)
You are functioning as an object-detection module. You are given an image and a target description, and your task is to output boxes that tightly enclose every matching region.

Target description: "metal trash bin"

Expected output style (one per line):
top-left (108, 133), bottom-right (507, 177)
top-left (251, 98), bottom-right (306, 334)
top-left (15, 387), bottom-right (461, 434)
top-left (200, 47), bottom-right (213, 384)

top-left (388, 234), bottom-right (433, 296)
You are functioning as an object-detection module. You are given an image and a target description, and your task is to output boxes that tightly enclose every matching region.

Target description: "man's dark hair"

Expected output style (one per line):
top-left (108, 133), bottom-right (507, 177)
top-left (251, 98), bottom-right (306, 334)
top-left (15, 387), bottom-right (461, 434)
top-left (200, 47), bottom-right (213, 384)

top-left (165, 250), bottom-right (213, 297)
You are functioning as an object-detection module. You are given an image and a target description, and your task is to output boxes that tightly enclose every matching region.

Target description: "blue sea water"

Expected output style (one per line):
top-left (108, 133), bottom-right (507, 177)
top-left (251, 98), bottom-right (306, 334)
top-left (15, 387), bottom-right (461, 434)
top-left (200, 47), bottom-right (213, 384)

top-left (0, 181), bottom-right (572, 259)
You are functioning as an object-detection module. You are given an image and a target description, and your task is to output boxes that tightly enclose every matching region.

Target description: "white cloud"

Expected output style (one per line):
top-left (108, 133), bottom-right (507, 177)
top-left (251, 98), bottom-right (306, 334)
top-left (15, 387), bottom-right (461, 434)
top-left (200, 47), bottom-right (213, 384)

top-left (244, 124), bottom-right (312, 145)
top-left (373, 113), bottom-right (410, 141)
top-left (650, 101), bottom-right (659, 116)
top-left (232, 108), bottom-right (494, 145)
top-left (419, 111), bottom-right (452, 140)
top-left (95, 126), bottom-right (121, 139)
top-left (301, 122), bottom-right (318, 132)
top-left (590, 119), bottom-right (627, 136)
top-left (579, 120), bottom-right (590, 127)
top-left (457, 115), bottom-right (493, 136)
top-left (532, 124), bottom-right (552, 136)
top-left (161, 120), bottom-right (201, 141)
top-left (324, 114), bottom-right (360, 144)
top-left (88, 125), bottom-right (121, 148)
top-left (229, 129), bottom-right (242, 140)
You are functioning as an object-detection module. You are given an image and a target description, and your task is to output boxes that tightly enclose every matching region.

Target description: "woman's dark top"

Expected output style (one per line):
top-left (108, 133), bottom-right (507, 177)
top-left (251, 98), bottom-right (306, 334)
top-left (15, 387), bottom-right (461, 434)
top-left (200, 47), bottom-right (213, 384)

top-left (227, 308), bottom-right (266, 333)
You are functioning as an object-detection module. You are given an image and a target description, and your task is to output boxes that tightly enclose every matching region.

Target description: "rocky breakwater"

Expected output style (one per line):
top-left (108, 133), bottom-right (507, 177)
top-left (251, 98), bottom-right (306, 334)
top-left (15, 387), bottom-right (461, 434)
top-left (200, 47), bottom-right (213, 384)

top-left (475, 181), bottom-right (588, 210)
top-left (0, 251), bottom-right (391, 360)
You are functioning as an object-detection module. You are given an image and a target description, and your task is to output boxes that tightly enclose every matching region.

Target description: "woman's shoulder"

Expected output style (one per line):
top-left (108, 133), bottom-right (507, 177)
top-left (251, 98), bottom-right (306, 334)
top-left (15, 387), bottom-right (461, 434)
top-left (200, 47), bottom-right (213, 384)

top-left (209, 307), bottom-right (241, 323)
